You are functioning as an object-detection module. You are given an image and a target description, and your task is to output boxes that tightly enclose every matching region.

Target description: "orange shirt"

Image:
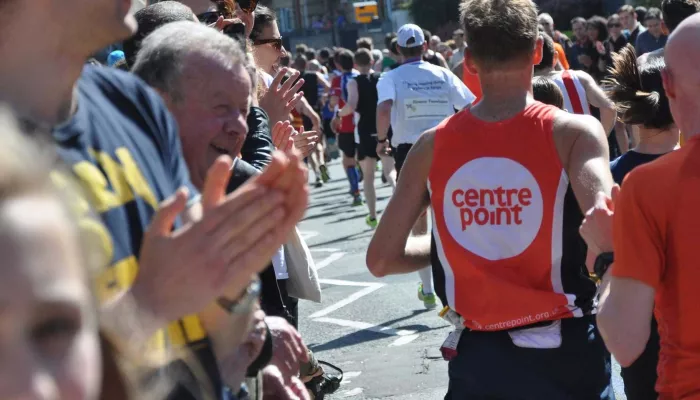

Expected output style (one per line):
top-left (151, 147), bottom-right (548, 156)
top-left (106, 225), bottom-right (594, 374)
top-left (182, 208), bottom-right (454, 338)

top-left (553, 43), bottom-right (570, 70)
top-left (612, 135), bottom-right (700, 399)
top-left (462, 61), bottom-right (482, 103)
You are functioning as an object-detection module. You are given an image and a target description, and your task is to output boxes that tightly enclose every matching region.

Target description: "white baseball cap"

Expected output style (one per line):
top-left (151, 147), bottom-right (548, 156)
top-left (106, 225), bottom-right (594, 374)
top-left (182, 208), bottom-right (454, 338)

top-left (397, 24), bottom-right (425, 48)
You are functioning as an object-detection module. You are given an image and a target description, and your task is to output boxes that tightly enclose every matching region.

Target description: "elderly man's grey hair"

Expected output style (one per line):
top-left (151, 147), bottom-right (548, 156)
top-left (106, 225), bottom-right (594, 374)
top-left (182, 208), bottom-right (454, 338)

top-left (132, 21), bottom-right (254, 102)
top-left (538, 13), bottom-right (554, 26)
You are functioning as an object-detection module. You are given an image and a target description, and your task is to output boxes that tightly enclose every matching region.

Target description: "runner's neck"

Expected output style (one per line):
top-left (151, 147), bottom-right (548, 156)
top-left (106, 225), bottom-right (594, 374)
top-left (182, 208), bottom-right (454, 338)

top-left (471, 69), bottom-right (535, 122)
top-left (635, 126), bottom-right (681, 154)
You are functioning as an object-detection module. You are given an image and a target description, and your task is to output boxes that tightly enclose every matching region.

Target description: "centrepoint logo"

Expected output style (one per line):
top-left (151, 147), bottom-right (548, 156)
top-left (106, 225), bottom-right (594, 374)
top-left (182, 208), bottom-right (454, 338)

top-left (443, 157), bottom-right (544, 260)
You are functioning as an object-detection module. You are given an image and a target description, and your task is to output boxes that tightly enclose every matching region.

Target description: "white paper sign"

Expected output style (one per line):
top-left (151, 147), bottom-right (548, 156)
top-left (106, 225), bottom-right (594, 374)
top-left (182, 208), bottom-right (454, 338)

top-left (404, 97), bottom-right (452, 120)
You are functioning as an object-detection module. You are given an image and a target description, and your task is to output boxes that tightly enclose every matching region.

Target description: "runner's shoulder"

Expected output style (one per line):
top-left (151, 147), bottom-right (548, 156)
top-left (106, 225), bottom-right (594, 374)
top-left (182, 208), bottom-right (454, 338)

top-left (552, 109), bottom-right (605, 144)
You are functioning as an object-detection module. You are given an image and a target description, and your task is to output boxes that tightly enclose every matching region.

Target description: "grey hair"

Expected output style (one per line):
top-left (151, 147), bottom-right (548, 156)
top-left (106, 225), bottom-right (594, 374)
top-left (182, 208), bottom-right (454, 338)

top-left (132, 21), bottom-right (250, 102)
top-left (538, 13), bottom-right (554, 25)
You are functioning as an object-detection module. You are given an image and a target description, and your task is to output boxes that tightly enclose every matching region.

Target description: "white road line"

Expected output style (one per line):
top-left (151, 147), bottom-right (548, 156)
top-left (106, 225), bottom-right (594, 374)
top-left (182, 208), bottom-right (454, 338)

top-left (310, 248), bottom-right (340, 253)
top-left (299, 230), bottom-right (319, 240)
top-left (341, 388), bottom-right (364, 397)
top-left (309, 284), bottom-right (384, 318)
top-left (314, 317), bottom-right (417, 337)
top-left (315, 252), bottom-right (346, 270)
top-left (390, 334), bottom-right (420, 347)
top-left (344, 371), bottom-right (362, 379)
top-left (318, 278), bottom-right (379, 287)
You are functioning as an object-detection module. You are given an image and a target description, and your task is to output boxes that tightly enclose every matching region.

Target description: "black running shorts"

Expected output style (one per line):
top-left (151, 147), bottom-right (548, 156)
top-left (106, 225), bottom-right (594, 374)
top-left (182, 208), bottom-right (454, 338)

top-left (337, 133), bottom-right (356, 158)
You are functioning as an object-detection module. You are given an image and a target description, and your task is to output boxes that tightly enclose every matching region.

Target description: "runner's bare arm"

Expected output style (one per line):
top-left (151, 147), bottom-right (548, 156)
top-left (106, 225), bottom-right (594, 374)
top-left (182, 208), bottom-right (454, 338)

top-left (575, 70), bottom-right (616, 135)
top-left (376, 100), bottom-right (392, 142)
top-left (296, 96), bottom-right (321, 129)
top-left (367, 130), bottom-right (433, 277)
top-left (598, 275), bottom-right (655, 366)
top-left (555, 112), bottom-right (614, 213)
top-left (317, 72), bottom-right (331, 92)
top-left (338, 79), bottom-right (358, 117)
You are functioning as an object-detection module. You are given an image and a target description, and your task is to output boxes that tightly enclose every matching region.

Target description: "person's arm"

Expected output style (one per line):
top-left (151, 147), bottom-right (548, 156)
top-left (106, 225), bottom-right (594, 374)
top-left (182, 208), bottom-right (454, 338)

top-left (316, 72), bottom-right (331, 92)
top-left (376, 73), bottom-right (395, 142)
top-left (240, 106), bottom-right (274, 171)
top-left (366, 130), bottom-right (434, 277)
top-left (435, 52), bottom-right (449, 69)
top-left (296, 96), bottom-right (321, 130)
top-left (555, 111), bottom-right (615, 213)
top-left (337, 79), bottom-right (358, 118)
top-left (575, 70), bottom-right (616, 135)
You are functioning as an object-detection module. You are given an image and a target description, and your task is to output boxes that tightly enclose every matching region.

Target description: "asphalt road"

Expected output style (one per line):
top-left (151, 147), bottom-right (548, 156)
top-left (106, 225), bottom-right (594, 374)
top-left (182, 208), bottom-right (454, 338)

top-left (297, 160), bottom-right (627, 400)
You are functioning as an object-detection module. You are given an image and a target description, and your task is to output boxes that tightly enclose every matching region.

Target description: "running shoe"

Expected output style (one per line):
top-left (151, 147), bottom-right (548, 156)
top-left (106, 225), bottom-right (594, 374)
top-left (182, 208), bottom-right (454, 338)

top-left (418, 283), bottom-right (438, 310)
top-left (352, 193), bottom-right (363, 206)
top-left (365, 216), bottom-right (378, 229)
top-left (314, 177), bottom-right (323, 188)
top-left (320, 165), bottom-right (330, 183)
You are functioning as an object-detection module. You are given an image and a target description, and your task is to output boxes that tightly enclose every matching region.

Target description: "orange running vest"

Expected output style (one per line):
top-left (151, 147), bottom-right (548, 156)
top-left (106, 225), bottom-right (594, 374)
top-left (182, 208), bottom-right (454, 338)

top-left (429, 102), bottom-right (595, 331)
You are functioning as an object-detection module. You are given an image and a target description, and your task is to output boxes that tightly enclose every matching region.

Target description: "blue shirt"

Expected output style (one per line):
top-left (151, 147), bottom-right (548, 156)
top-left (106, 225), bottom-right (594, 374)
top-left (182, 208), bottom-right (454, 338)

top-left (610, 150), bottom-right (667, 185)
top-left (635, 31), bottom-right (668, 56)
top-left (53, 66), bottom-right (221, 398)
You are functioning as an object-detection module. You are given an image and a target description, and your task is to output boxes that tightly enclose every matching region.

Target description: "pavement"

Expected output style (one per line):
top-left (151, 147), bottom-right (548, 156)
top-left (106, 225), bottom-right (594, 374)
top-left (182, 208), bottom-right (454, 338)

top-left (297, 160), bottom-right (627, 400)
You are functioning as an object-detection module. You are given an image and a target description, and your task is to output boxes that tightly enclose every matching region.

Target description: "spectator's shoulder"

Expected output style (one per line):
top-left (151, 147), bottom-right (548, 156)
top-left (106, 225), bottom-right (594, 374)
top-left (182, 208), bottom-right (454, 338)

top-left (79, 65), bottom-right (167, 114)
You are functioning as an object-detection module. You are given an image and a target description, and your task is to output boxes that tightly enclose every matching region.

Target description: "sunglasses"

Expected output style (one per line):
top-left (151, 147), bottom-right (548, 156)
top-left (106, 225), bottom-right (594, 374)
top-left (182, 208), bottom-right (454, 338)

top-left (254, 37), bottom-right (283, 51)
top-left (196, 0), bottom-right (258, 24)
top-left (608, 23), bottom-right (622, 28)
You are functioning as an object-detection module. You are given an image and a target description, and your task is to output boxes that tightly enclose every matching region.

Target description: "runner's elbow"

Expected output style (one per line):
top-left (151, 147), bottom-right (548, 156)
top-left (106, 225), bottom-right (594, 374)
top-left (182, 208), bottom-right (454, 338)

top-left (366, 244), bottom-right (390, 277)
top-left (597, 309), bottom-right (648, 367)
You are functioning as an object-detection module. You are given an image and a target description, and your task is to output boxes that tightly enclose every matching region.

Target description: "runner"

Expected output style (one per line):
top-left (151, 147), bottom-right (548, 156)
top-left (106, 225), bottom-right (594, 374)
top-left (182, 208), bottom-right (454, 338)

top-left (338, 48), bottom-right (397, 228)
top-left (580, 16), bottom-right (700, 400)
top-left (329, 49), bottom-right (363, 206)
top-left (535, 33), bottom-right (622, 157)
top-left (375, 23), bottom-right (474, 310)
top-left (368, 1), bottom-right (614, 397)
top-left (600, 43), bottom-right (679, 400)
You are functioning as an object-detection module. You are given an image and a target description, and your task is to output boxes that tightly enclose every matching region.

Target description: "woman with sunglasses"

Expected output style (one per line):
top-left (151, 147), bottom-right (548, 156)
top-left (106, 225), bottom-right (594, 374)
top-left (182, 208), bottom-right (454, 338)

top-left (249, 5), bottom-right (286, 84)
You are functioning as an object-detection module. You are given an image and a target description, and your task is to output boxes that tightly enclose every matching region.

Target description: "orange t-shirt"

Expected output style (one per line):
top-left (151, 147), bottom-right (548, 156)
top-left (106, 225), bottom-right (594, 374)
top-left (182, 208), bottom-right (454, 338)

top-left (553, 43), bottom-right (570, 70)
top-left (612, 135), bottom-right (700, 399)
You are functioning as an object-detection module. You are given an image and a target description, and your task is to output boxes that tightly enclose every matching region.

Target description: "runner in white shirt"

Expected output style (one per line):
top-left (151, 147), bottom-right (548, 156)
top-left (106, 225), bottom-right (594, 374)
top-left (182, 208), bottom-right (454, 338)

top-left (375, 23), bottom-right (475, 309)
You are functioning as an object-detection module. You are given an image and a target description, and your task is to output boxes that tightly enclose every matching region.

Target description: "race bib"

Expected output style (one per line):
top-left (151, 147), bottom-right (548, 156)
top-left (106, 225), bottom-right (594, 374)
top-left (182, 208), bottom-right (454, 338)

top-left (404, 97), bottom-right (452, 120)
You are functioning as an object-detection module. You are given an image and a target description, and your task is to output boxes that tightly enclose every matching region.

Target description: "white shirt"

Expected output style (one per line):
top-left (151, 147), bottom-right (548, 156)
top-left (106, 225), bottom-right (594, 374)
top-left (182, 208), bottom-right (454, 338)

top-left (377, 60), bottom-right (475, 146)
top-left (261, 71), bottom-right (274, 89)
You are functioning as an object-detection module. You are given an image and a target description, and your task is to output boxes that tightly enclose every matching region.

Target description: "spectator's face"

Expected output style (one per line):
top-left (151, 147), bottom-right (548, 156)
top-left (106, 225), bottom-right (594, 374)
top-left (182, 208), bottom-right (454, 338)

top-left (168, 56), bottom-right (251, 189)
top-left (620, 11), bottom-right (636, 30)
top-left (178, 0), bottom-right (213, 13)
top-left (646, 18), bottom-right (663, 37)
top-left (587, 25), bottom-right (600, 42)
top-left (453, 33), bottom-right (465, 47)
top-left (572, 22), bottom-right (587, 41)
top-left (0, 197), bottom-right (101, 400)
top-left (608, 20), bottom-right (622, 38)
top-left (430, 36), bottom-right (440, 51)
top-left (539, 19), bottom-right (554, 37)
top-left (253, 22), bottom-right (285, 72)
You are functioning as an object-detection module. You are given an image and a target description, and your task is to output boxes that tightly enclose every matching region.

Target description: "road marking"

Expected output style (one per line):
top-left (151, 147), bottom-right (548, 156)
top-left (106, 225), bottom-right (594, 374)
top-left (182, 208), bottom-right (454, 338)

top-left (310, 283), bottom-right (385, 318)
top-left (341, 388), bottom-right (363, 397)
top-left (340, 371), bottom-right (362, 386)
top-left (315, 317), bottom-right (417, 337)
top-left (310, 248), bottom-right (340, 253)
top-left (315, 252), bottom-right (346, 270)
top-left (390, 334), bottom-right (420, 346)
top-left (299, 230), bottom-right (319, 240)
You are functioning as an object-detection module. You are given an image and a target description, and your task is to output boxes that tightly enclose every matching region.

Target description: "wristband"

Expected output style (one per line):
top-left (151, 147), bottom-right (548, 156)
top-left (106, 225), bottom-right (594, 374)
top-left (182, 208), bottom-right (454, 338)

top-left (377, 138), bottom-right (388, 144)
top-left (593, 252), bottom-right (614, 281)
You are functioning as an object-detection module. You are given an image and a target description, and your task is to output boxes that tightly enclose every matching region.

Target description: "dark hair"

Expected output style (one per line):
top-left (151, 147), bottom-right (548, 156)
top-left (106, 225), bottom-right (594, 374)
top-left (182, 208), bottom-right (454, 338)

top-left (336, 49), bottom-right (354, 70)
top-left (535, 33), bottom-right (556, 73)
top-left (384, 32), bottom-right (397, 49)
top-left (460, 0), bottom-right (539, 68)
top-left (422, 29), bottom-right (432, 40)
top-left (319, 48), bottom-right (331, 59)
top-left (532, 76), bottom-right (564, 109)
top-left (293, 55), bottom-right (307, 70)
top-left (570, 16), bottom-right (586, 27)
top-left (662, 0), bottom-right (700, 32)
top-left (636, 6), bottom-right (648, 21)
top-left (398, 44), bottom-right (423, 58)
top-left (250, 5), bottom-right (277, 42)
top-left (123, 1), bottom-right (195, 67)
top-left (645, 7), bottom-right (663, 21)
top-left (618, 5), bottom-right (636, 15)
top-left (390, 38), bottom-right (399, 55)
top-left (603, 44), bottom-right (673, 130)
top-left (305, 50), bottom-right (316, 60)
top-left (607, 14), bottom-right (622, 27)
top-left (587, 16), bottom-right (609, 41)
top-left (356, 37), bottom-right (373, 50)
top-left (354, 48), bottom-right (373, 66)
top-left (453, 29), bottom-right (465, 37)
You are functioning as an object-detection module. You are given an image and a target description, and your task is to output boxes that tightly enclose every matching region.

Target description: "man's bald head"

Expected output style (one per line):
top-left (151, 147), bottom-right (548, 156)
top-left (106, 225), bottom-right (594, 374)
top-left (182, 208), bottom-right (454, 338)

top-left (664, 13), bottom-right (700, 136)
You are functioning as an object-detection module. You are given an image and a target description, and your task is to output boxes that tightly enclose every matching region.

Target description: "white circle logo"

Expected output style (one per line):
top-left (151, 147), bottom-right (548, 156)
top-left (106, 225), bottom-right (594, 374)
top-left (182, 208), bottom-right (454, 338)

top-left (443, 157), bottom-right (544, 261)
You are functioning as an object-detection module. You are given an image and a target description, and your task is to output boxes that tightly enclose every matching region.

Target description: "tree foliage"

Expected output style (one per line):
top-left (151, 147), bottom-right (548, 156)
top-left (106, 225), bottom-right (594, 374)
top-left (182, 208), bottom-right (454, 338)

top-left (408, 0), bottom-right (461, 37)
